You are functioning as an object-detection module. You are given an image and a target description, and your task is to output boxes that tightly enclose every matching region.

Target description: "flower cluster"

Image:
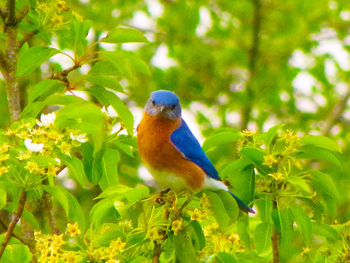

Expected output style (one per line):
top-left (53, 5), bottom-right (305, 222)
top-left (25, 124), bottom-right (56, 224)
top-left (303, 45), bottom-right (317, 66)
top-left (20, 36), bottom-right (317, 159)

top-left (0, 113), bottom-right (88, 187)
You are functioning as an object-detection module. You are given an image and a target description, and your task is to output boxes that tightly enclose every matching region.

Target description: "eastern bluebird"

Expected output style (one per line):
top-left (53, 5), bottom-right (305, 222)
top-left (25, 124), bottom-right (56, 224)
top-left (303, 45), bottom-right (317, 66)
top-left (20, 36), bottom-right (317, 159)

top-left (137, 90), bottom-right (254, 213)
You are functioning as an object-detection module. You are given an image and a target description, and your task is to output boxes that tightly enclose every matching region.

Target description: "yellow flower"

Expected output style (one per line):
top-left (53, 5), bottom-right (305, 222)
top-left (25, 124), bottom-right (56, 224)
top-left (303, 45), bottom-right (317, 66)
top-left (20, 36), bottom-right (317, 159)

top-left (57, 0), bottom-right (69, 12)
top-left (263, 154), bottom-right (278, 167)
top-left (66, 222), bottom-right (81, 237)
top-left (0, 144), bottom-right (10, 153)
top-left (47, 164), bottom-right (59, 177)
top-left (189, 208), bottom-right (204, 221)
top-left (228, 233), bottom-right (240, 244)
top-left (17, 151), bottom-right (32, 160)
top-left (37, 2), bottom-right (49, 12)
top-left (241, 130), bottom-right (256, 137)
top-left (25, 161), bottom-right (44, 174)
top-left (4, 129), bottom-right (14, 137)
top-left (51, 234), bottom-right (64, 250)
top-left (109, 237), bottom-right (126, 254)
top-left (283, 129), bottom-right (299, 144)
top-left (46, 130), bottom-right (64, 142)
top-left (171, 219), bottom-right (183, 235)
top-left (146, 227), bottom-right (163, 241)
top-left (302, 247), bottom-right (311, 256)
top-left (0, 154), bottom-right (9, 162)
top-left (58, 142), bottom-right (71, 156)
top-left (62, 251), bottom-right (80, 263)
top-left (269, 172), bottom-right (284, 181)
top-left (200, 193), bottom-right (211, 208)
top-left (51, 15), bottom-right (64, 25)
top-left (0, 166), bottom-right (9, 176)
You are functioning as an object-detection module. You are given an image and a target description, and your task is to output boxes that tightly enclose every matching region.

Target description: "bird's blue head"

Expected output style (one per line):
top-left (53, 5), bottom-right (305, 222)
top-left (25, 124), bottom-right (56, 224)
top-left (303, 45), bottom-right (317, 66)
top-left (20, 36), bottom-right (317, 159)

top-left (145, 90), bottom-right (181, 119)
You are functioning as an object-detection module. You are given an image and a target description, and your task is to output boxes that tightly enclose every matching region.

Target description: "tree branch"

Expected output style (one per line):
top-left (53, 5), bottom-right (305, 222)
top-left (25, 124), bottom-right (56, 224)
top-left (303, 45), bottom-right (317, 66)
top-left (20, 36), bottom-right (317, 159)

top-left (323, 91), bottom-right (350, 135)
top-left (0, 191), bottom-right (27, 260)
top-left (6, 0), bottom-right (15, 26)
top-left (240, 0), bottom-right (262, 130)
top-left (17, 29), bottom-right (39, 50)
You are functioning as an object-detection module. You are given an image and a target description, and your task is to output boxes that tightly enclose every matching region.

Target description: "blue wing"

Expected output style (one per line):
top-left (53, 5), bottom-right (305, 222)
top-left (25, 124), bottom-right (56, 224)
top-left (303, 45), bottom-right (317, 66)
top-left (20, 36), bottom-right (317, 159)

top-left (170, 119), bottom-right (220, 180)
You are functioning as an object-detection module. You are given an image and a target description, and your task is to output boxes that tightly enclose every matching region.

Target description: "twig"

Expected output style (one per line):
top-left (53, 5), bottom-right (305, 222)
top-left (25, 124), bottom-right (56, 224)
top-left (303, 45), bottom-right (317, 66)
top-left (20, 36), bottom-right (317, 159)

top-left (51, 63), bottom-right (81, 85)
top-left (17, 29), bottom-right (39, 50)
top-left (0, 191), bottom-right (27, 260)
top-left (323, 91), bottom-right (350, 135)
top-left (6, 0), bottom-right (15, 26)
top-left (15, 5), bottom-right (29, 24)
top-left (0, 218), bottom-right (25, 243)
top-left (240, 0), bottom-right (262, 130)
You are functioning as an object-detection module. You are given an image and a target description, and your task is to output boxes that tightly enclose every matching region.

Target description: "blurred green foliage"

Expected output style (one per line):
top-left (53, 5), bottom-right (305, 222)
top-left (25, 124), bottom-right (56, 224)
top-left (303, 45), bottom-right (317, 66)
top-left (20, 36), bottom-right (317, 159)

top-left (0, 0), bottom-right (349, 262)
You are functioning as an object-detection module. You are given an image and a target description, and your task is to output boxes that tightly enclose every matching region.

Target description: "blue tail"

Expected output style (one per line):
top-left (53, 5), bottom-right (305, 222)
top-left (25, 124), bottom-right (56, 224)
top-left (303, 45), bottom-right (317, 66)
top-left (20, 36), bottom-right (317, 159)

top-left (228, 191), bottom-right (255, 214)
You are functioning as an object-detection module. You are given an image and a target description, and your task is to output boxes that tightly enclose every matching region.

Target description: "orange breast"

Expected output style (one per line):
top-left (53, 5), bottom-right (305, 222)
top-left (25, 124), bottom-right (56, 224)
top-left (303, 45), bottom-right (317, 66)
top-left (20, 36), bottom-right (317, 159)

top-left (137, 113), bottom-right (205, 191)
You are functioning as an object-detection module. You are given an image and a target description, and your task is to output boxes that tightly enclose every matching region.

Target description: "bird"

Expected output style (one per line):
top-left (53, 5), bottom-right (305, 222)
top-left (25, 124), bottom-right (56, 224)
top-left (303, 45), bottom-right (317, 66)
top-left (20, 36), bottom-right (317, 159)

top-left (137, 90), bottom-right (254, 213)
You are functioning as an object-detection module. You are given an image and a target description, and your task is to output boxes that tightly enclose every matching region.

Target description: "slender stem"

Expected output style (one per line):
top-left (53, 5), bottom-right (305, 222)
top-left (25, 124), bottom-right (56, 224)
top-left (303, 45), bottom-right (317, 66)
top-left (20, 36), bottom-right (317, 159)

top-left (323, 90), bottom-right (350, 135)
top-left (240, 0), bottom-right (261, 130)
top-left (0, 192), bottom-right (27, 259)
top-left (271, 199), bottom-right (280, 263)
top-left (17, 30), bottom-right (39, 50)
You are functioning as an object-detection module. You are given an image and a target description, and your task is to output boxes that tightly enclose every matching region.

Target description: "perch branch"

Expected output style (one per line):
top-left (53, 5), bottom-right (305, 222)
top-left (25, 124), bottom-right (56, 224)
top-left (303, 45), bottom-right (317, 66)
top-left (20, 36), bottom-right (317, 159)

top-left (0, 192), bottom-right (27, 260)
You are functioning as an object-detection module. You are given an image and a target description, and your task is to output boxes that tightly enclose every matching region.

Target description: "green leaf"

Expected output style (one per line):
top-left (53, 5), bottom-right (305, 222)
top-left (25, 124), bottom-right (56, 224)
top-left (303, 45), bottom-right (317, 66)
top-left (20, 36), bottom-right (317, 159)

top-left (189, 221), bottom-right (206, 250)
top-left (28, 80), bottom-right (65, 103)
top-left (202, 131), bottom-right (243, 152)
top-left (286, 176), bottom-right (311, 193)
top-left (225, 164), bottom-right (255, 205)
top-left (290, 207), bottom-right (312, 244)
top-left (301, 135), bottom-right (341, 153)
top-left (257, 124), bottom-right (283, 148)
top-left (239, 147), bottom-right (272, 175)
top-left (22, 210), bottom-right (40, 229)
top-left (60, 155), bottom-right (87, 188)
top-left (0, 242), bottom-right (32, 263)
top-left (95, 185), bottom-right (149, 217)
top-left (173, 231), bottom-right (198, 263)
top-left (101, 27), bottom-right (148, 43)
top-left (272, 208), bottom-right (293, 248)
top-left (0, 187), bottom-right (6, 210)
top-left (43, 185), bottom-right (85, 230)
top-left (55, 101), bottom-right (105, 152)
top-left (254, 223), bottom-right (272, 253)
top-left (88, 85), bottom-right (134, 135)
top-left (85, 75), bottom-right (123, 92)
top-left (312, 222), bottom-right (339, 241)
top-left (43, 185), bottom-right (69, 217)
top-left (298, 145), bottom-right (342, 167)
top-left (103, 50), bottom-right (151, 77)
top-left (237, 216), bottom-right (251, 248)
top-left (310, 171), bottom-right (339, 218)
top-left (256, 198), bottom-right (273, 223)
top-left (215, 252), bottom-right (238, 263)
top-left (215, 190), bottom-right (239, 222)
top-left (90, 198), bottom-right (119, 228)
top-left (17, 47), bottom-right (59, 76)
top-left (99, 148), bottom-right (120, 190)
top-left (240, 147), bottom-right (265, 165)
top-left (203, 190), bottom-right (230, 228)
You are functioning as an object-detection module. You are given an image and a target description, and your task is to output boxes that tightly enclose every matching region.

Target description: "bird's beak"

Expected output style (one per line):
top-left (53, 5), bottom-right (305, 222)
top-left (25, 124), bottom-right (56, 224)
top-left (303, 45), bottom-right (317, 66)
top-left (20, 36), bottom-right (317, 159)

top-left (159, 105), bottom-right (166, 112)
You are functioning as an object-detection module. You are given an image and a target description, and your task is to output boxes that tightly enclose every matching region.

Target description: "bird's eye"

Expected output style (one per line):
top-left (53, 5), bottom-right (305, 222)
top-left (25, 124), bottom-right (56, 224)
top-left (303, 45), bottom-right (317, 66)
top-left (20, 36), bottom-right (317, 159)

top-left (171, 104), bottom-right (176, 110)
top-left (152, 100), bottom-right (156, 106)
